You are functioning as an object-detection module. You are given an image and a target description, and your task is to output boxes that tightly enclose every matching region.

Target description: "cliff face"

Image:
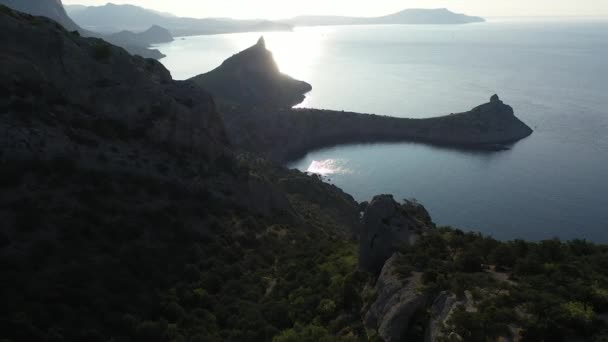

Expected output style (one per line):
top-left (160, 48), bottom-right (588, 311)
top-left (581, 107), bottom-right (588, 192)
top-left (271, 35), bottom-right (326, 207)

top-left (191, 37), bottom-right (312, 109)
top-left (359, 195), bottom-right (434, 274)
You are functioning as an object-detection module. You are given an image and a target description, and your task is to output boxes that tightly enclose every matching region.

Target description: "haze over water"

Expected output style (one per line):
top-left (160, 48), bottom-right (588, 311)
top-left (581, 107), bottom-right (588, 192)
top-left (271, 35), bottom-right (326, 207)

top-left (157, 19), bottom-right (608, 242)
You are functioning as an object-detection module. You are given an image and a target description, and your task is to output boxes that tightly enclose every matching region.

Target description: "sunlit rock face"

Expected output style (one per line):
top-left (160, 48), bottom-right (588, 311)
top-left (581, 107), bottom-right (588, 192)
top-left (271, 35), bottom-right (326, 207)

top-left (190, 37), bottom-right (312, 108)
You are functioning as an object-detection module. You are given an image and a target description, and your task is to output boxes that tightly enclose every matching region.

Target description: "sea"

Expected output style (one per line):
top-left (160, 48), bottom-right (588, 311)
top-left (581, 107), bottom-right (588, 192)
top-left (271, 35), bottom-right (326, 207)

top-left (155, 18), bottom-right (608, 242)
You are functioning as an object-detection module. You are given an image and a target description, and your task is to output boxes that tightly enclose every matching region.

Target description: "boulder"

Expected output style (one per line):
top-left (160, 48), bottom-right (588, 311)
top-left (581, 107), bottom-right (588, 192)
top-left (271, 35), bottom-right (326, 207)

top-left (426, 291), bottom-right (476, 342)
top-left (365, 254), bottom-right (429, 342)
top-left (359, 195), bottom-right (433, 273)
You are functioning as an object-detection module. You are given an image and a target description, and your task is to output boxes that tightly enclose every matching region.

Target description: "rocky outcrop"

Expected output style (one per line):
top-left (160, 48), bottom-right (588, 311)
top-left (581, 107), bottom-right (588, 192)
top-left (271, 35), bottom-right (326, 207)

top-left (359, 195), bottom-right (434, 273)
top-left (365, 255), bottom-right (429, 342)
top-left (190, 37), bottom-right (312, 108)
top-left (426, 291), bottom-right (477, 342)
top-left (221, 94), bottom-right (533, 163)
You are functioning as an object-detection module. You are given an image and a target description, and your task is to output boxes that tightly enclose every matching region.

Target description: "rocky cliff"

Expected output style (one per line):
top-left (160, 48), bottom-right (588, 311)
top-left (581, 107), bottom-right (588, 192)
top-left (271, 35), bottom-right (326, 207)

top-left (191, 37), bottom-right (312, 108)
top-left (365, 255), bottom-right (429, 342)
top-left (359, 195), bottom-right (434, 273)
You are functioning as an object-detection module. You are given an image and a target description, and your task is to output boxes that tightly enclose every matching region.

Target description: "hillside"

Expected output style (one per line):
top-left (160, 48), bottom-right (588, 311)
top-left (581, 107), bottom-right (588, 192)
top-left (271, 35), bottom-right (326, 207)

top-left (286, 8), bottom-right (484, 26)
top-left (1, 4), bottom-right (607, 342)
top-left (191, 37), bottom-right (312, 109)
top-left (0, 0), bottom-right (167, 59)
top-left (0, 6), bottom-right (364, 341)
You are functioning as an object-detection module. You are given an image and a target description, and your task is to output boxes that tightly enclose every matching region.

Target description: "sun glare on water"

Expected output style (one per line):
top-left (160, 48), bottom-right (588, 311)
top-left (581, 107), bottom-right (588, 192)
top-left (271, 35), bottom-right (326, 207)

top-left (306, 159), bottom-right (351, 176)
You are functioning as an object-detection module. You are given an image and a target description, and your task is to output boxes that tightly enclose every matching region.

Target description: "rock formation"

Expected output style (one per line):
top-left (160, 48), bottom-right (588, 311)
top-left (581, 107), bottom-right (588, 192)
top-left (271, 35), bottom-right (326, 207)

top-left (359, 195), bottom-right (434, 273)
top-left (365, 254), bottom-right (429, 342)
top-left (221, 94), bottom-right (534, 162)
top-left (426, 291), bottom-right (476, 342)
top-left (190, 37), bottom-right (312, 108)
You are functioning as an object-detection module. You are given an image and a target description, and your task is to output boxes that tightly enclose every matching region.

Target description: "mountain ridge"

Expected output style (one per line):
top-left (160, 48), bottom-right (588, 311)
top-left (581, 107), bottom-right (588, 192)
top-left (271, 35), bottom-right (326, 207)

top-left (68, 2), bottom-right (293, 35)
top-left (0, 0), bottom-right (168, 59)
top-left (285, 8), bottom-right (485, 26)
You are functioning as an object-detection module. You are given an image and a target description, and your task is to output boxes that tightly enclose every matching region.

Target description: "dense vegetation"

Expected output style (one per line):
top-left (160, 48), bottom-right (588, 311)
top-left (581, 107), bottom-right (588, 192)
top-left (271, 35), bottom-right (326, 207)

top-left (0, 158), bottom-right (367, 342)
top-left (396, 227), bottom-right (608, 341)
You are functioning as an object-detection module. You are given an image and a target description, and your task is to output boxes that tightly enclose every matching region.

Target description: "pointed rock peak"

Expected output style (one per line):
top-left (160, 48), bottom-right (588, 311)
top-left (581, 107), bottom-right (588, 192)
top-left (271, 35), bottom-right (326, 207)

top-left (256, 36), bottom-right (266, 49)
top-left (490, 94), bottom-right (501, 103)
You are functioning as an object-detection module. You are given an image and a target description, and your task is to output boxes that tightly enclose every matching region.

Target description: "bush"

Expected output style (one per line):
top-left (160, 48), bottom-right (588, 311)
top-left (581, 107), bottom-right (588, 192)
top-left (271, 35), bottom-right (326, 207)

top-left (92, 42), bottom-right (112, 61)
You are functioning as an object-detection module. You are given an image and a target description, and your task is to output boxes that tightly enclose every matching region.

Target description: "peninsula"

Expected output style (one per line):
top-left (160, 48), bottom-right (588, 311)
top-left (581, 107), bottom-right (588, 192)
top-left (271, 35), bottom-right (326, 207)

top-left (192, 39), bottom-right (533, 162)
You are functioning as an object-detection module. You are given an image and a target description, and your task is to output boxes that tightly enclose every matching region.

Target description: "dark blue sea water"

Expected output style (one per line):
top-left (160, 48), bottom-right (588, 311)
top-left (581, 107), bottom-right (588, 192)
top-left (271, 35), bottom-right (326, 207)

top-left (157, 19), bottom-right (608, 242)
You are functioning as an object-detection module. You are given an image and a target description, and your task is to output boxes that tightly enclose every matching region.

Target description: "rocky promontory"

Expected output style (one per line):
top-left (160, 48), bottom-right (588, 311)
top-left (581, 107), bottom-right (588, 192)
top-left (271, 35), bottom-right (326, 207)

top-left (198, 38), bottom-right (534, 162)
top-left (222, 94), bottom-right (534, 162)
top-left (191, 37), bottom-right (312, 108)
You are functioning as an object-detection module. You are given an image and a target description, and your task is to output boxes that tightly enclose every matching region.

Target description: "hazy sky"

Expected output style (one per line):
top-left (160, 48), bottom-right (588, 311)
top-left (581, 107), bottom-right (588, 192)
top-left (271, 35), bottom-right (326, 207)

top-left (63, 0), bottom-right (608, 19)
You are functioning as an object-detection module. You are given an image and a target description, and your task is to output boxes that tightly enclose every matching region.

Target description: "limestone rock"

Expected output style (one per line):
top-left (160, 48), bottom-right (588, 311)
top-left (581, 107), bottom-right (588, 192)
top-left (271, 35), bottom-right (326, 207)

top-left (359, 195), bottom-right (434, 273)
top-left (426, 291), bottom-right (477, 342)
top-left (365, 254), bottom-right (429, 342)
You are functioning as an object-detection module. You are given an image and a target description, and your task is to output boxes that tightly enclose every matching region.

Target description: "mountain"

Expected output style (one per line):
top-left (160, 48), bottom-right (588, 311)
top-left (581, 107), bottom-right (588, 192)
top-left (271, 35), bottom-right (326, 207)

top-left (190, 37), bottom-right (312, 108)
top-left (0, 0), bottom-right (81, 31)
top-left (66, 3), bottom-right (176, 18)
top-left (69, 2), bottom-right (292, 35)
top-left (64, 4), bottom-right (87, 15)
top-left (0, 0), bottom-right (167, 59)
top-left (108, 25), bottom-right (174, 47)
top-left (2, 5), bottom-right (608, 342)
top-left (286, 8), bottom-right (485, 26)
top-left (0, 6), bottom-right (366, 340)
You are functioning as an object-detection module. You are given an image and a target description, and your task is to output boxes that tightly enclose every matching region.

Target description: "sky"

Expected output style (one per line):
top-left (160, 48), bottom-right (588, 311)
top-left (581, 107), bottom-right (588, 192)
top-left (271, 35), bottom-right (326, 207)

top-left (63, 0), bottom-right (608, 19)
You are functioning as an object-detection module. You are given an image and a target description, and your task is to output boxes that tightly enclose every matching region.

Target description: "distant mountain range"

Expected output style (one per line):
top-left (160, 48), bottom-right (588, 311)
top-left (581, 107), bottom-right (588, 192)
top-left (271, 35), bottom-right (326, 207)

top-left (66, 4), bottom-right (484, 37)
top-left (0, 0), bottom-right (168, 59)
top-left (284, 8), bottom-right (485, 26)
top-left (66, 3), bottom-right (293, 35)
